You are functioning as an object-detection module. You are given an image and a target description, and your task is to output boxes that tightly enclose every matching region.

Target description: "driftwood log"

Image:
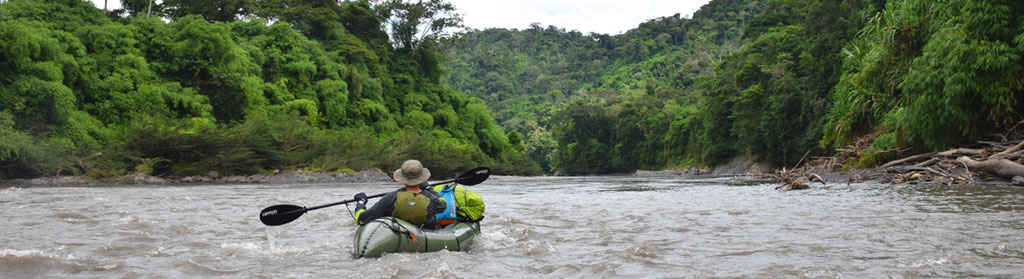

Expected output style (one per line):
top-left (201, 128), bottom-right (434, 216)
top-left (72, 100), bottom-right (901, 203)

top-left (957, 156), bottom-right (1024, 179)
top-left (879, 153), bottom-right (934, 168)
top-left (992, 140), bottom-right (1024, 158)
top-left (937, 148), bottom-right (984, 157)
top-left (771, 122), bottom-right (1024, 187)
top-left (914, 158), bottom-right (939, 167)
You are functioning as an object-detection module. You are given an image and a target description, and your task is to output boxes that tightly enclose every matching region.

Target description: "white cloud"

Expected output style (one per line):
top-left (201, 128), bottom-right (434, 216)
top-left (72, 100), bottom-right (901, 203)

top-left (86, 0), bottom-right (711, 35)
top-left (448, 0), bottom-right (710, 34)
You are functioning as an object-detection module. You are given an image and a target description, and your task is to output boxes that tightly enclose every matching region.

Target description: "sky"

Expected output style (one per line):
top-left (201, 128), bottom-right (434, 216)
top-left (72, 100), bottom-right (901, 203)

top-left (87, 0), bottom-right (712, 35)
top-left (448, 0), bottom-right (710, 34)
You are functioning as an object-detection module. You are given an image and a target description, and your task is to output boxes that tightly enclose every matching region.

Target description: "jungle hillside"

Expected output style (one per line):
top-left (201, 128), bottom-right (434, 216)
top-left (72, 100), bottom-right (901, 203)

top-left (2, 0), bottom-right (1023, 179)
top-left (446, 0), bottom-right (1024, 175)
top-left (0, 0), bottom-right (539, 179)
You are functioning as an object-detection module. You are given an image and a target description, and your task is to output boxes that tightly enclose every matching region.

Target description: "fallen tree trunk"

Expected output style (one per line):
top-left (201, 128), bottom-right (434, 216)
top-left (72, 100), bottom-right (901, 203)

top-left (885, 166), bottom-right (931, 174)
top-left (957, 156), bottom-right (1024, 179)
top-left (879, 153), bottom-right (934, 168)
top-left (993, 140), bottom-right (1024, 158)
top-left (914, 158), bottom-right (939, 168)
top-left (938, 148), bottom-right (985, 157)
top-left (1000, 151), bottom-right (1024, 161)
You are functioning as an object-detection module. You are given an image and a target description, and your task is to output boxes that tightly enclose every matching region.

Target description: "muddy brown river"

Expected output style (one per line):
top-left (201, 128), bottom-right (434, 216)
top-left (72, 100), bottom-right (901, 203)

top-left (2, 175), bottom-right (1024, 278)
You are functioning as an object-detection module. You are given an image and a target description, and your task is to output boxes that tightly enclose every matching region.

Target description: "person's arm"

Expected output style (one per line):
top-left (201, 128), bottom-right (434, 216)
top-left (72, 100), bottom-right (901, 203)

top-left (355, 191), bottom-right (398, 225)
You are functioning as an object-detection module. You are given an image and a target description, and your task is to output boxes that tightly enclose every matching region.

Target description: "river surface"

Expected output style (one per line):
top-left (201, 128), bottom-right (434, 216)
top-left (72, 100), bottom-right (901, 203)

top-left (3, 175), bottom-right (1024, 278)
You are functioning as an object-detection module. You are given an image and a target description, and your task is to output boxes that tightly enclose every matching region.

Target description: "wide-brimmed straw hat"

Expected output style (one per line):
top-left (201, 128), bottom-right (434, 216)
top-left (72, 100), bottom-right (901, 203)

top-left (393, 160), bottom-right (431, 185)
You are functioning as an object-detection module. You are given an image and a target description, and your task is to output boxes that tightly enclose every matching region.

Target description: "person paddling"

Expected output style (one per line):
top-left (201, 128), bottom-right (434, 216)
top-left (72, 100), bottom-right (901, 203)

top-left (353, 160), bottom-right (447, 228)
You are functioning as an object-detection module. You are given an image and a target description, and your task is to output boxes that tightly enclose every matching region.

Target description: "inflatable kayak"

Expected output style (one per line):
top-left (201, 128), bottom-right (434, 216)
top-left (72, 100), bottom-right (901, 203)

top-left (353, 217), bottom-right (481, 258)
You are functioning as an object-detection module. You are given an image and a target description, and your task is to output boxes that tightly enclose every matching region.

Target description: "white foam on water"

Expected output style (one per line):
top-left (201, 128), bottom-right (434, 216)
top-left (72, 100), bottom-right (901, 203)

top-left (220, 242), bottom-right (262, 251)
top-left (899, 256), bottom-right (950, 268)
top-left (151, 246), bottom-right (168, 256)
top-left (93, 263), bottom-right (121, 271)
top-left (220, 242), bottom-right (307, 256)
top-left (472, 230), bottom-right (556, 256)
top-left (0, 248), bottom-right (61, 260)
top-left (119, 215), bottom-right (139, 222)
top-left (474, 231), bottom-right (516, 250)
top-left (420, 262), bottom-right (454, 278)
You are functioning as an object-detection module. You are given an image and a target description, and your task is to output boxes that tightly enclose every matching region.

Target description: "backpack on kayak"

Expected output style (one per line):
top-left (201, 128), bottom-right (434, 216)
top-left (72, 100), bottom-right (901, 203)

top-left (433, 184), bottom-right (485, 226)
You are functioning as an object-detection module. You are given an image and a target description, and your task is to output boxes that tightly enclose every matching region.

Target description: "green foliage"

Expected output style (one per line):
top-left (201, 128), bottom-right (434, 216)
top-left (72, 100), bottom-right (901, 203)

top-left (148, 16), bottom-right (261, 122)
top-left (899, 0), bottom-right (1024, 150)
top-left (0, 112), bottom-right (74, 178)
top-left (551, 99), bottom-right (629, 174)
top-left (117, 0), bottom-right (157, 18)
top-left (9, 0), bottom-right (1017, 178)
top-left (662, 101), bottom-right (702, 166)
top-left (0, 0), bottom-right (109, 31)
top-left (162, 0), bottom-right (255, 22)
top-left (701, 0), bottom-right (867, 167)
top-left (461, 0), bottom-right (1018, 173)
top-left (449, 0), bottom-right (873, 173)
top-left (112, 117), bottom-right (224, 176)
top-left (0, 0), bottom-right (533, 179)
top-left (374, 0), bottom-right (464, 51)
top-left (825, 0), bottom-right (1024, 154)
top-left (506, 130), bottom-right (524, 151)
top-left (0, 13), bottom-right (112, 148)
top-left (447, 0), bottom-right (765, 173)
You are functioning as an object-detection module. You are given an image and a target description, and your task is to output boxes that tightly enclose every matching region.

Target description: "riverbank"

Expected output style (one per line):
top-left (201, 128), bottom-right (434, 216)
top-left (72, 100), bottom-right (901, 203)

top-left (638, 150), bottom-right (1024, 189)
top-left (0, 169), bottom-right (393, 187)
top-left (767, 136), bottom-right (1024, 189)
top-left (6, 149), bottom-right (1021, 188)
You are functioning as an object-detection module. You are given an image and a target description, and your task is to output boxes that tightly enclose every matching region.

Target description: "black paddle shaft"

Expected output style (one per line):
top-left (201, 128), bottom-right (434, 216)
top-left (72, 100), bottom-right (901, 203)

top-left (306, 192), bottom-right (386, 212)
top-left (259, 166), bottom-right (490, 226)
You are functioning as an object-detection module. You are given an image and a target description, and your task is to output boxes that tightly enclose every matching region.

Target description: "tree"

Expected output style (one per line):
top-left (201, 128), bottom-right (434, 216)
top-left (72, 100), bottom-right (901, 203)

top-left (338, 0), bottom-right (390, 48)
top-left (0, 0), bottom-right (536, 179)
top-left (374, 0), bottom-right (463, 51)
top-left (119, 0), bottom-right (157, 18)
top-left (256, 0), bottom-right (347, 41)
top-left (551, 100), bottom-right (618, 174)
top-left (161, 0), bottom-right (256, 22)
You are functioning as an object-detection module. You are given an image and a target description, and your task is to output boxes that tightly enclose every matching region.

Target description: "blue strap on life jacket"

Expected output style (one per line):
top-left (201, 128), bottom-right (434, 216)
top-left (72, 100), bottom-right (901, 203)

top-left (434, 185), bottom-right (457, 223)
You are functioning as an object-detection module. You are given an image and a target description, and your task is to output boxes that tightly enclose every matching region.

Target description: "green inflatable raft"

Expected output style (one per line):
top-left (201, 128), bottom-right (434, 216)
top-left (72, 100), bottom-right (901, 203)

top-left (353, 217), bottom-right (481, 258)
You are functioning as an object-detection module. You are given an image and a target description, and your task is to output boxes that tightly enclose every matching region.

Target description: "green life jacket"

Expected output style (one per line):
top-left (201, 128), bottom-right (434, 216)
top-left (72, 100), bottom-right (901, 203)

top-left (392, 191), bottom-right (431, 226)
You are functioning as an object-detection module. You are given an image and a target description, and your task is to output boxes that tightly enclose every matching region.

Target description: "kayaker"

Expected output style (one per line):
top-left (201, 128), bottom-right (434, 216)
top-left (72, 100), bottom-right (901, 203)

top-left (353, 160), bottom-right (447, 228)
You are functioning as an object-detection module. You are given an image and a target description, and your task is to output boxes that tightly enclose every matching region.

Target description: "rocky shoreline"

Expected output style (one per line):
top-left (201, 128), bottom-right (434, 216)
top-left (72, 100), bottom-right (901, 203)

top-left (0, 169), bottom-right (393, 187)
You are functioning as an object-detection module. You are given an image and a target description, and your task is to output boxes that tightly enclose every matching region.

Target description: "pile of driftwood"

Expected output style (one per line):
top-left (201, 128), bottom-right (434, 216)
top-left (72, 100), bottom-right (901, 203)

top-left (875, 142), bottom-right (1024, 186)
top-left (772, 123), bottom-right (1024, 189)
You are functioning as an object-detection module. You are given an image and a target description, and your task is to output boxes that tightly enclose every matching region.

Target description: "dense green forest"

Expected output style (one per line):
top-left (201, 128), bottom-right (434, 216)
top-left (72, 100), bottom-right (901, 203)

top-left (447, 0), bottom-right (1024, 174)
top-left (3, 0), bottom-right (1023, 179)
top-left (0, 0), bottom-right (539, 179)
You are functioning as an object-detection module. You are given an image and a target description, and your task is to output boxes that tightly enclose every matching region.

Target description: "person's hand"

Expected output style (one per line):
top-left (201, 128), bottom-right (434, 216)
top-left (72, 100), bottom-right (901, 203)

top-left (354, 193), bottom-right (368, 205)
